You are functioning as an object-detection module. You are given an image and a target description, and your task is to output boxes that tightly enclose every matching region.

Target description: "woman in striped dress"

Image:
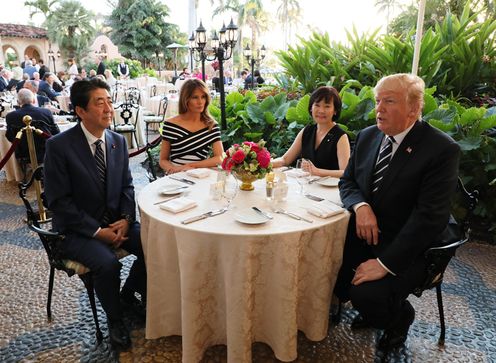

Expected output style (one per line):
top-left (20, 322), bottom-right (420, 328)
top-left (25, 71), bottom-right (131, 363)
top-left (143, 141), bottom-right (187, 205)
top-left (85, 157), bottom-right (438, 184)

top-left (159, 79), bottom-right (224, 174)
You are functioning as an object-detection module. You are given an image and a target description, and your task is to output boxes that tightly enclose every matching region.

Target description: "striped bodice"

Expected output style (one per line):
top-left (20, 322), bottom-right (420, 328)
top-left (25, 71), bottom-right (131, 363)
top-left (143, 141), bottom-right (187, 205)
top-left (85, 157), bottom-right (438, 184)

top-left (160, 121), bottom-right (221, 165)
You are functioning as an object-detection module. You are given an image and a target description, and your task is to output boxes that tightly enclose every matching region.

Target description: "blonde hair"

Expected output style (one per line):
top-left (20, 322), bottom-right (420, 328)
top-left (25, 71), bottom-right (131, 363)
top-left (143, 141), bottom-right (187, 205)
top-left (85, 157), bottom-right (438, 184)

top-left (375, 73), bottom-right (425, 118)
top-left (178, 78), bottom-right (216, 130)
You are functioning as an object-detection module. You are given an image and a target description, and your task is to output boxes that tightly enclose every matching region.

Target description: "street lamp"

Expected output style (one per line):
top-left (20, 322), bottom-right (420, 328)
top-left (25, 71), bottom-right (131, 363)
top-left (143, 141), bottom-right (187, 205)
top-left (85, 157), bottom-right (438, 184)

top-left (190, 18), bottom-right (238, 129)
top-left (244, 44), bottom-right (266, 89)
top-left (156, 51), bottom-right (164, 79)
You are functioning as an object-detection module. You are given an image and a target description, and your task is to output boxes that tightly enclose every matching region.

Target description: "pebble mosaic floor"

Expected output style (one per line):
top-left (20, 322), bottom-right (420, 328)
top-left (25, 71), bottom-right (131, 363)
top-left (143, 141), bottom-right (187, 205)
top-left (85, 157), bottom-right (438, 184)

top-left (1, 153), bottom-right (495, 363)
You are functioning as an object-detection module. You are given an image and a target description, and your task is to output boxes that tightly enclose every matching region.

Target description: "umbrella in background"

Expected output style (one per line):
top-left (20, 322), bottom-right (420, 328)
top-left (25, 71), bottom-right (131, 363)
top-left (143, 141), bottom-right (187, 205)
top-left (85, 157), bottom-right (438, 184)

top-left (166, 43), bottom-right (188, 77)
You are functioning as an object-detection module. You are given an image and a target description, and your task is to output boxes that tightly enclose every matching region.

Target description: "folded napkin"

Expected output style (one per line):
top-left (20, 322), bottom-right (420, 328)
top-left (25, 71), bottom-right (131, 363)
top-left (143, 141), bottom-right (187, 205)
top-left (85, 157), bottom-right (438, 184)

top-left (159, 197), bottom-right (197, 213)
top-left (286, 169), bottom-right (310, 178)
top-left (306, 200), bottom-right (345, 218)
top-left (186, 168), bottom-right (210, 179)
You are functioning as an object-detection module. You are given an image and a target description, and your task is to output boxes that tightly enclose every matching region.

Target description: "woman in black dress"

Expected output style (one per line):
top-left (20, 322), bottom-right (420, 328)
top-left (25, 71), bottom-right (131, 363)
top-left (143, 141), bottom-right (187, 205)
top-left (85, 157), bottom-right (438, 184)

top-left (272, 86), bottom-right (350, 177)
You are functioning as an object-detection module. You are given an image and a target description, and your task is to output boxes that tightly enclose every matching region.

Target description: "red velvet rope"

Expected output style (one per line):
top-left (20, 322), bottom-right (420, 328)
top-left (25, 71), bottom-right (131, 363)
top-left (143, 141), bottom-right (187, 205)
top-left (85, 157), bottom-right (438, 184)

top-left (128, 135), bottom-right (161, 158)
top-left (0, 127), bottom-right (52, 171)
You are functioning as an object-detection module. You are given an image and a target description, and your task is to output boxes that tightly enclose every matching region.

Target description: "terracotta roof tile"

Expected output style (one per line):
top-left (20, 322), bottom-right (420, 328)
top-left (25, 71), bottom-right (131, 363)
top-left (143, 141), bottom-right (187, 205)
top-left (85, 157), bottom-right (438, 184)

top-left (0, 23), bottom-right (47, 39)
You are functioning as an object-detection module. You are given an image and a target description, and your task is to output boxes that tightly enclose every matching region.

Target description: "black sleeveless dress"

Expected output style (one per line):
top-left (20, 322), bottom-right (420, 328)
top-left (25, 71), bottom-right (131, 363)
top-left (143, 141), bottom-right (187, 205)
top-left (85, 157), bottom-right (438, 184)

top-left (300, 124), bottom-right (346, 170)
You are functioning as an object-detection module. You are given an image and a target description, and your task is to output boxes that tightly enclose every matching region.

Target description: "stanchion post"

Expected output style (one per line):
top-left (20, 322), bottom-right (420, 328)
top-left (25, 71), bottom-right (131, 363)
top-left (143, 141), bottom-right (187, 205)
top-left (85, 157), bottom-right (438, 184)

top-left (22, 115), bottom-right (46, 221)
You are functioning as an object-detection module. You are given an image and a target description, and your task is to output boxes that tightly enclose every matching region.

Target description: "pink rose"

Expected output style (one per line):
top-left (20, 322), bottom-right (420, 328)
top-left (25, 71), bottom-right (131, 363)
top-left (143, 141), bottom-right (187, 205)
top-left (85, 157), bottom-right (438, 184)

top-left (257, 150), bottom-right (271, 168)
top-left (221, 157), bottom-right (234, 171)
top-left (232, 149), bottom-right (246, 164)
top-left (243, 141), bottom-right (260, 152)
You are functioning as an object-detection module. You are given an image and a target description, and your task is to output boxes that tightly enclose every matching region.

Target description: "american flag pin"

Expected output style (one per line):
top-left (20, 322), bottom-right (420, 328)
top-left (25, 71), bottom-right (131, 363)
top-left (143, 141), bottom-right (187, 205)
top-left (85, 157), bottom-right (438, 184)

top-left (406, 147), bottom-right (412, 153)
top-left (112, 144), bottom-right (116, 149)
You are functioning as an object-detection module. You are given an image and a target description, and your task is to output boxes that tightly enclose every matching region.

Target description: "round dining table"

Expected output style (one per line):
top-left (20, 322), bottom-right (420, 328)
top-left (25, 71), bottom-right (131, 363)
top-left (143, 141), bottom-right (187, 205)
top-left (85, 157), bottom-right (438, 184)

top-left (137, 171), bottom-right (350, 363)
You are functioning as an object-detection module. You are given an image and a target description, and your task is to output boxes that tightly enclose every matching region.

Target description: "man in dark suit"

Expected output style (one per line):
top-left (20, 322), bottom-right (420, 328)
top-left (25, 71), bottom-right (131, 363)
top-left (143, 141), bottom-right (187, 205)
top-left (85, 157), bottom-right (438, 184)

top-left (97, 57), bottom-right (106, 76)
top-left (39, 72), bottom-right (61, 101)
top-left (5, 89), bottom-right (60, 164)
top-left (43, 79), bottom-right (147, 350)
top-left (335, 73), bottom-right (460, 350)
top-left (24, 80), bottom-right (50, 108)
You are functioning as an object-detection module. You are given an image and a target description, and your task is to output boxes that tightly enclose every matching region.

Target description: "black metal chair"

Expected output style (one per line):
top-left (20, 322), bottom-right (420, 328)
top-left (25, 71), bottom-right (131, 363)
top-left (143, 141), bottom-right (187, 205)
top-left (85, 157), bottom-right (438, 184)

top-left (144, 136), bottom-right (163, 182)
top-left (18, 166), bottom-right (128, 342)
top-left (331, 177), bottom-right (479, 346)
top-left (125, 87), bottom-right (141, 105)
top-left (112, 102), bottom-right (140, 148)
top-left (411, 178), bottom-right (479, 345)
top-left (143, 95), bottom-right (168, 144)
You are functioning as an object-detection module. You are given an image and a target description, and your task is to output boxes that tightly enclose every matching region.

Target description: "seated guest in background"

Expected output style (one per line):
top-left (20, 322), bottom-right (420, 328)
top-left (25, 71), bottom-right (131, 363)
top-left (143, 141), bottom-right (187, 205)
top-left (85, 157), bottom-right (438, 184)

top-left (272, 86), bottom-right (350, 178)
top-left (104, 69), bottom-right (117, 87)
top-left (192, 67), bottom-right (205, 80)
top-left (224, 70), bottom-right (233, 85)
top-left (39, 72), bottom-right (61, 101)
top-left (16, 73), bottom-right (30, 92)
top-left (24, 80), bottom-right (50, 107)
top-left (159, 78), bottom-right (223, 174)
top-left (334, 73), bottom-right (460, 351)
top-left (56, 71), bottom-right (67, 87)
top-left (31, 58), bottom-right (40, 71)
top-left (11, 62), bottom-right (24, 82)
top-left (89, 69), bottom-right (97, 79)
top-left (32, 72), bottom-right (41, 82)
top-left (43, 79), bottom-right (147, 350)
top-left (23, 60), bottom-right (37, 79)
top-left (117, 59), bottom-right (130, 80)
top-left (254, 70), bottom-right (264, 86)
top-left (241, 70), bottom-right (253, 89)
top-left (0, 69), bottom-right (12, 92)
top-left (178, 67), bottom-right (191, 79)
top-left (5, 89), bottom-right (60, 164)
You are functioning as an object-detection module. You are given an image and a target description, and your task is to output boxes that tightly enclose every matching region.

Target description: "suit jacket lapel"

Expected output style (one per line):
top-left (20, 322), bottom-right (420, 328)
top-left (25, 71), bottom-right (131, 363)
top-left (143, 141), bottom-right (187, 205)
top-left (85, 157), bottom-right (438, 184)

top-left (374, 121), bottom-right (423, 199)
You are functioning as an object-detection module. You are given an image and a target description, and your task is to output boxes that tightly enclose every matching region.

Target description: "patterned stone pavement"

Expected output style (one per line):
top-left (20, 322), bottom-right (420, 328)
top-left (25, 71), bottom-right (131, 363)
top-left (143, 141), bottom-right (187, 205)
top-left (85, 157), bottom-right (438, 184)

top-left (0, 154), bottom-right (495, 363)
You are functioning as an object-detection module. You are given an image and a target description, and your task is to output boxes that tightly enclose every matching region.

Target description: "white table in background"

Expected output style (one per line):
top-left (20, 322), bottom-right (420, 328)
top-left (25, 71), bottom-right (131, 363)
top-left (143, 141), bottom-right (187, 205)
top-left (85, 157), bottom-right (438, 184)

top-left (138, 172), bottom-right (349, 363)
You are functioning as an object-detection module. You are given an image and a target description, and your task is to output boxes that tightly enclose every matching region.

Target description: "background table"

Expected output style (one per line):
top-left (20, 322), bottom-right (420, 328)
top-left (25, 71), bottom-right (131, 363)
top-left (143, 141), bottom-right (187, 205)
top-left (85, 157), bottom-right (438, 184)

top-left (138, 172), bottom-right (350, 362)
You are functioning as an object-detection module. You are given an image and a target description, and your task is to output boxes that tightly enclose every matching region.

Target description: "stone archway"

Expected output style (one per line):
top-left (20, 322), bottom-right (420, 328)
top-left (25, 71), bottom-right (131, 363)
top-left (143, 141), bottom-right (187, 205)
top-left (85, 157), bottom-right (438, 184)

top-left (24, 45), bottom-right (42, 62)
top-left (2, 45), bottom-right (19, 67)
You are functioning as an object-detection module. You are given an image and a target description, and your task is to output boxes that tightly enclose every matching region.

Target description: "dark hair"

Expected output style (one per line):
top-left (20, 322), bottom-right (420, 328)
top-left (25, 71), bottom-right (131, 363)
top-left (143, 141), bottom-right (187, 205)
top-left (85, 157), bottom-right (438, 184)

top-left (254, 70), bottom-right (261, 77)
top-left (241, 70), bottom-right (248, 76)
top-left (178, 78), bottom-right (215, 130)
top-left (308, 86), bottom-right (342, 120)
top-left (70, 78), bottom-right (111, 114)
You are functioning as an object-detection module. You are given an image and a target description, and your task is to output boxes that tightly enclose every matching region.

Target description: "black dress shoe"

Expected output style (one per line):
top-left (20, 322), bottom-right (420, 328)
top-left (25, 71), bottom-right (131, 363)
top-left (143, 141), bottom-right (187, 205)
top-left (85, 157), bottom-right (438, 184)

top-left (120, 293), bottom-right (146, 320)
top-left (108, 318), bottom-right (131, 350)
top-left (351, 313), bottom-right (373, 330)
top-left (378, 301), bottom-right (415, 351)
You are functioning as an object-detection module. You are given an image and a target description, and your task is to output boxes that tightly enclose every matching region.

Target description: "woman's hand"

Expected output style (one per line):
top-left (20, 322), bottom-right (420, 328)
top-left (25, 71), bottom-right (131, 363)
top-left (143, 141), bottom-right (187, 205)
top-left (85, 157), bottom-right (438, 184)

top-left (302, 159), bottom-right (320, 176)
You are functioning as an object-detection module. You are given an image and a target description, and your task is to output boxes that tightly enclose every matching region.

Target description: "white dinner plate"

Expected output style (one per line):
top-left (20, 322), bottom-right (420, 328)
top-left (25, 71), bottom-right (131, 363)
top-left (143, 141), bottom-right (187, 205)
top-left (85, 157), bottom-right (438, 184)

top-left (160, 184), bottom-right (188, 195)
top-left (316, 177), bottom-right (340, 187)
top-left (234, 209), bottom-right (270, 225)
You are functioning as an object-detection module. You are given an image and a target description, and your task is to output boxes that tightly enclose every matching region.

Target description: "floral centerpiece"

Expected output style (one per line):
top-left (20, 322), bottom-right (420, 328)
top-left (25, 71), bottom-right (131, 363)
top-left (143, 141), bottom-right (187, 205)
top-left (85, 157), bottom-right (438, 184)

top-left (221, 140), bottom-right (272, 190)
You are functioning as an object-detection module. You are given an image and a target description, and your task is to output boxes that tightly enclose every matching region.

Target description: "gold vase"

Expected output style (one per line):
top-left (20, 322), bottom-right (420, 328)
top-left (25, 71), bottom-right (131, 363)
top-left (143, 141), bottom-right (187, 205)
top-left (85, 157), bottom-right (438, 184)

top-left (233, 170), bottom-right (259, 191)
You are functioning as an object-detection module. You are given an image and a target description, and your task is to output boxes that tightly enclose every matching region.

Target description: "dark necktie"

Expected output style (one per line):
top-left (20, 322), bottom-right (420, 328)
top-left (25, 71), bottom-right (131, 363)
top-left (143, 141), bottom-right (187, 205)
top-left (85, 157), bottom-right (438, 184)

top-left (94, 140), bottom-right (106, 185)
top-left (372, 136), bottom-right (395, 193)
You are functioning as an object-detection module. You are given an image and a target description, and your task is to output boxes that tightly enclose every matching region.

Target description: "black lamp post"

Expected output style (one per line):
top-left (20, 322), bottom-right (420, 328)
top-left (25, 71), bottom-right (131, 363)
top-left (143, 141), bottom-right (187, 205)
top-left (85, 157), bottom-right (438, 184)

top-left (190, 18), bottom-right (238, 130)
top-left (244, 44), bottom-right (266, 89)
top-left (189, 32), bottom-right (195, 72)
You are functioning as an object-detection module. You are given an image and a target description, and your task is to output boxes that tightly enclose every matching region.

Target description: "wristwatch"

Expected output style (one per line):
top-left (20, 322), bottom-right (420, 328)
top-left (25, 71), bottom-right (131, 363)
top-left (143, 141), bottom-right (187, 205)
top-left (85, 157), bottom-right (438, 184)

top-left (121, 214), bottom-right (134, 224)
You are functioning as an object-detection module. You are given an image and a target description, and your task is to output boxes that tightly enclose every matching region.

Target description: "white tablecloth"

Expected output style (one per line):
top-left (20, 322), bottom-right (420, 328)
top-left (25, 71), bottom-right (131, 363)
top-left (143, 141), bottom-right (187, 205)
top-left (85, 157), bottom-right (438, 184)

top-left (138, 172), bottom-right (350, 362)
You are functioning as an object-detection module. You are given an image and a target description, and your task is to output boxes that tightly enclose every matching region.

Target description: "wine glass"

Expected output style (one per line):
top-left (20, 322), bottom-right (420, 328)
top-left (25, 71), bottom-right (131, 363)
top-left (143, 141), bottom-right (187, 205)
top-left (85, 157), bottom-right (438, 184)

top-left (222, 172), bottom-right (239, 209)
top-left (295, 158), bottom-right (311, 194)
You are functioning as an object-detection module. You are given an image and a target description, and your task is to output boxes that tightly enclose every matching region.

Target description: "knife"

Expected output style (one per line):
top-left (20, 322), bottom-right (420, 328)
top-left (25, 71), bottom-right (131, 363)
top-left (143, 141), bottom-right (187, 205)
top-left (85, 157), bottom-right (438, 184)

top-left (168, 175), bottom-right (196, 185)
top-left (181, 208), bottom-right (227, 224)
top-left (252, 206), bottom-right (273, 219)
top-left (305, 194), bottom-right (324, 202)
top-left (153, 194), bottom-right (182, 205)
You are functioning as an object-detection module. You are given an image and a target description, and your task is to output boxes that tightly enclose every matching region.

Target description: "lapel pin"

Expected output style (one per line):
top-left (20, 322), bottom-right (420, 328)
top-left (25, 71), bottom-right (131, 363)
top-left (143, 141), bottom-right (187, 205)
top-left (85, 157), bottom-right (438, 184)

top-left (406, 147), bottom-right (412, 153)
top-left (111, 144), bottom-right (116, 149)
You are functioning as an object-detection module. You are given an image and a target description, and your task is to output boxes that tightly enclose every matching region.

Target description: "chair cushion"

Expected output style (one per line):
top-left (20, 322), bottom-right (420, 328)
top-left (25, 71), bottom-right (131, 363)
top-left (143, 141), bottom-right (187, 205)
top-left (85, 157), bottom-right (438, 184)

top-left (143, 116), bottom-right (162, 123)
top-left (63, 248), bottom-right (130, 276)
top-left (114, 124), bottom-right (135, 131)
